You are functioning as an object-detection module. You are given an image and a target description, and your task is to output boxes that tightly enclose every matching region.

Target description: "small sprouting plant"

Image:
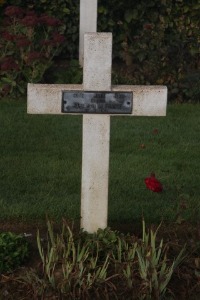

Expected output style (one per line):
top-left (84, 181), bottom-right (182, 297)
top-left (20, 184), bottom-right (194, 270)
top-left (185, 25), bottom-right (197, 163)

top-left (21, 219), bottom-right (187, 299)
top-left (0, 5), bottom-right (66, 97)
top-left (136, 219), bottom-right (185, 299)
top-left (0, 232), bottom-right (29, 273)
top-left (36, 220), bottom-right (117, 298)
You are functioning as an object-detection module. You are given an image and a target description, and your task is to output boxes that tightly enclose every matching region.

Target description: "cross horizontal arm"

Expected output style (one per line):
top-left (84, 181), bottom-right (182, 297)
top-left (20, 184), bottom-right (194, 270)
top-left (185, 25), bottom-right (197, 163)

top-left (27, 84), bottom-right (167, 116)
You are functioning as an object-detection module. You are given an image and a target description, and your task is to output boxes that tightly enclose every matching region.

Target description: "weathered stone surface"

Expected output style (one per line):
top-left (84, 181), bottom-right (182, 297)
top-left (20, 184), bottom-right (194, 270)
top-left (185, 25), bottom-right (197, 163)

top-left (79, 0), bottom-right (97, 66)
top-left (28, 84), bottom-right (167, 117)
top-left (83, 33), bottom-right (112, 91)
top-left (81, 114), bottom-right (110, 232)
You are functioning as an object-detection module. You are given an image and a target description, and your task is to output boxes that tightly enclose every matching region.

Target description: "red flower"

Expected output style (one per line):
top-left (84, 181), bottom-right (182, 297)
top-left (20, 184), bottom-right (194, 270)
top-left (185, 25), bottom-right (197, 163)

top-left (21, 15), bottom-right (39, 27)
top-left (2, 31), bottom-right (15, 41)
top-left (26, 51), bottom-right (42, 64)
top-left (4, 6), bottom-right (24, 17)
top-left (0, 57), bottom-right (19, 71)
top-left (16, 36), bottom-right (31, 47)
top-left (40, 39), bottom-right (53, 46)
top-left (145, 173), bottom-right (163, 193)
top-left (41, 34), bottom-right (65, 47)
top-left (39, 15), bottom-right (62, 26)
top-left (52, 33), bottom-right (65, 44)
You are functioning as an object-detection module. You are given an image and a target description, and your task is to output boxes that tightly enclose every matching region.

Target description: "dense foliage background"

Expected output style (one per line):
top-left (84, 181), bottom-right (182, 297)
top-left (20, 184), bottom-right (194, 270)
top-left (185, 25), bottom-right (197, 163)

top-left (0, 0), bottom-right (199, 102)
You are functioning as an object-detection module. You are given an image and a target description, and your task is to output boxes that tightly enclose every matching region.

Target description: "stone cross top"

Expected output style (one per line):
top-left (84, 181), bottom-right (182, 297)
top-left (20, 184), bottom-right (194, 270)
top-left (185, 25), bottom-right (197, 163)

top-left (28, 33), bottom-right (167, 233)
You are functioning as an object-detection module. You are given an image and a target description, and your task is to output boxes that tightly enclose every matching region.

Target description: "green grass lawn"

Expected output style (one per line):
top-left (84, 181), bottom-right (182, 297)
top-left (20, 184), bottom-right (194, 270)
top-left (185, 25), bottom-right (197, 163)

top-left (0, 100), bottom-right (200, 224)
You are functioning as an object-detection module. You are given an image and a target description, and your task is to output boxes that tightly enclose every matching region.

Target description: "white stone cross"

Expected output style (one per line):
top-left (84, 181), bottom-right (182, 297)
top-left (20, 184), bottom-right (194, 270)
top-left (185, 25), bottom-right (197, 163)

top-left (79, 0), bottom-right (98, 66)
top-left (27, 32), bottom-right (167, 233)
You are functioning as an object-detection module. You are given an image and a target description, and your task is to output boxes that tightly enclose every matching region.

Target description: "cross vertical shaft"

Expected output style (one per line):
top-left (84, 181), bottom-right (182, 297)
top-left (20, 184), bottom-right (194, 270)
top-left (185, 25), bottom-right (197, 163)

top-left (81, 33), bottom-right (112, 232)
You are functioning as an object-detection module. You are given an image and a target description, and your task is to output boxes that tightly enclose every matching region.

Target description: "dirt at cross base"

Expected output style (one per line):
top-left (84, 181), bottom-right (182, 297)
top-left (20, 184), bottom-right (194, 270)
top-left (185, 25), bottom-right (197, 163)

top-left (0, 219), bottom-right (200, 299)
